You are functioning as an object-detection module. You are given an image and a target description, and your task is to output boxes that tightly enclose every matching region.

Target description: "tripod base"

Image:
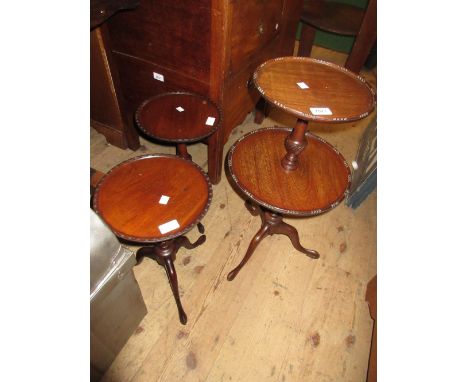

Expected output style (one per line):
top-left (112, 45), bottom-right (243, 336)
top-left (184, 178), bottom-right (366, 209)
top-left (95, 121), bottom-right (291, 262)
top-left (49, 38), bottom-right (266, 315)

top-left (136, 233), bottom-right (206, 324)
top-left (227, 201), bottom-right (319, 281)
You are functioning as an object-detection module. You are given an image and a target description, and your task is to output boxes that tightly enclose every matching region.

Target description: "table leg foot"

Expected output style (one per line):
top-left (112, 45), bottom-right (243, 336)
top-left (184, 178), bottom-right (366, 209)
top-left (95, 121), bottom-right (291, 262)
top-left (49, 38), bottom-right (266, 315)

top-left (139, 241), bottom-right (190, 325)
top-left (228, 205), bottom-right (319, 281)
top-left (272, 220), bottom-right (320, 259)
top-left (197, 222), bottom-right (205, 234)
top-left (174, 234), bottom-right (206, 251)
top-left (163, 256), bottom-right (188, 325)
top-left (227, 223), bottom-right (270, 281)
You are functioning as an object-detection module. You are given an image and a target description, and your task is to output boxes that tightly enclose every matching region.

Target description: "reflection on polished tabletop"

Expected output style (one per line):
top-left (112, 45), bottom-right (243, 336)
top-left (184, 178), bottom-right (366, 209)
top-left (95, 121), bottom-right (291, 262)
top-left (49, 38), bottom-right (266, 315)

top-left (253, 56), bottom-right (375, 122)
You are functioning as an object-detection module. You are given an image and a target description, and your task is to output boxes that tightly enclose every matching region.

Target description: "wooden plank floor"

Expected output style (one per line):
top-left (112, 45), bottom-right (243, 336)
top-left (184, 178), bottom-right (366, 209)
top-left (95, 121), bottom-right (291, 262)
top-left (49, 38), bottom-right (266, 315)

top-left (91, 47), bottom-right (377, 382)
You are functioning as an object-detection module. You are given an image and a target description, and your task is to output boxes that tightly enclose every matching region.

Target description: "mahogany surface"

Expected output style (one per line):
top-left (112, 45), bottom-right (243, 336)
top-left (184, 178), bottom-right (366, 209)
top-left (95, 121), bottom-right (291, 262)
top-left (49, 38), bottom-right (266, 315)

top-left (102, 0), bottom-right (303, 183)
top-left (135, 92), bottom-right (221, 143)
top-left (93, 154), bottom-right (212, 242)
top-left (228, 127), bottom-right (351, 216)
top-left (301, 0), bottom-right (364, 36)
top-left (253, 57), bottom-right (375, 122)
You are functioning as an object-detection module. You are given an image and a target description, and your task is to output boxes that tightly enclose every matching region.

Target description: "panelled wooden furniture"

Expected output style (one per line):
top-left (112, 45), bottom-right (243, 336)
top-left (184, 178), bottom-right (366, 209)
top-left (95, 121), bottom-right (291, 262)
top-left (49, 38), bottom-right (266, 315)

top-left (91, 27), bottom-right (141, 150)
top-left (227, 57), bottom-right (375, 280)
top-left (135, 92), bottom-right (222, 162)
top-left (90, 0), bottom-right (142, 150)
top-left (93, 154), bottom-right (213, 325)
top-left (94, 0), bottom-right (303, 184)
top-left (298, 0), bottom-right (377, 73)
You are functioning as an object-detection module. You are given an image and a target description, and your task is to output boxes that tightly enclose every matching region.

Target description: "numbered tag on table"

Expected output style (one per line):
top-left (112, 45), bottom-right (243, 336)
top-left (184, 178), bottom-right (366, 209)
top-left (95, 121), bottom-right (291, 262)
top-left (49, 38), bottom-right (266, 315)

top-left (158, 195), bottom-right (170, 205)
top-left (206, 117), bottom-right (216, 126)
top-left (158, 219), bottom-right (180, 234)
top-left (310, 107), bottom-right (332, 116)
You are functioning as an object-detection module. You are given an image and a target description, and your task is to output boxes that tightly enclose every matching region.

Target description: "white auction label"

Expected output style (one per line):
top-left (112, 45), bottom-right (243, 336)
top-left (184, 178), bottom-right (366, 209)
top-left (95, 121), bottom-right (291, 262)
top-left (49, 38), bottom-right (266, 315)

top-left (158, 219), bottom-right (180, 234)
top-left (158, 195), bottom-right (170, 204)
top-left (296, 82), bottom-right (309, 89)
top-left (176, 106), bottom-right (184, 112)
top-left (206, 117), bottom-right (216, 126)
top-left (153, 72), bottom-right (164, 82)
top-left (310, 107), bottom-right (332, 115)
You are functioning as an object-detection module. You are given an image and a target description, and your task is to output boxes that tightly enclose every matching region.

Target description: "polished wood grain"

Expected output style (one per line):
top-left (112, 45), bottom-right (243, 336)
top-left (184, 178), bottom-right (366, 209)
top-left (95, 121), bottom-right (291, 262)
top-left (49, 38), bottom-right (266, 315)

top-left (301, 0), bottom-right (364, 36)
top-left (107, 0), bottom-right (212, 82)
top-left (253, 56), bottom-right (375, 122)
top-left (229, 127), bottom-right (351, 216)
top-left (103, 0), bottom-right (303, 183)
top-left (93, 154), bottom-right (211, 242)
top-left (135, 92), bottom-right (221, 143)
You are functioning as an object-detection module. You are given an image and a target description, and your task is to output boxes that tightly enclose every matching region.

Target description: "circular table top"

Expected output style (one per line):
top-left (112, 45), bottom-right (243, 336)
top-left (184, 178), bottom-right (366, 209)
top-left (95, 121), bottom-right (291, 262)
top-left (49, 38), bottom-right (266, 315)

top-left (135, 92), bottom-right (222, 143)
top-left (228, 127), bottom-right (350, 216)
top-left (301, 0), bottom-right (364, 36)
top-left (253, 57), bottom-right (375, 122)
top-left (93, 154), bottom-right (212, 243)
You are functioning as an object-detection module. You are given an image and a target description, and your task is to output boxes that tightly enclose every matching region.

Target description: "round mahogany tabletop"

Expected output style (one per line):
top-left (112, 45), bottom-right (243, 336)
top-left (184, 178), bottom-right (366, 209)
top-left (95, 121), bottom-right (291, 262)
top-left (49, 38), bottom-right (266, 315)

top-left (135, 92), bottom-right (221, 143)
top-left (93, 154), bottom-right (212, 242)
top-left (228, 127), bottom-right (350, 216)
top-left (253, 57), bottom-right (375, 122)
top-left (301, 0), bottom-right (364, 36)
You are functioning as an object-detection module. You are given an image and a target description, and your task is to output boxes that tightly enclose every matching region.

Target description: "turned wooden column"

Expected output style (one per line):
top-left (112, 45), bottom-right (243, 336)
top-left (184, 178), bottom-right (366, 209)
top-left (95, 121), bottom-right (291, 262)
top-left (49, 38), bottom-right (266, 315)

top-left (135, 91), bottom-right (221, 166)
top-left (281, 118), bottom-right (309, 171)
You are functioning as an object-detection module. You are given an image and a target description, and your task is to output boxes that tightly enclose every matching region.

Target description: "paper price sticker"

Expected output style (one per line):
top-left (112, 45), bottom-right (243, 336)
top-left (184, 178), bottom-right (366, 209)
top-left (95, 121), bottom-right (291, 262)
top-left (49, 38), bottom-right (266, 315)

top-left (153, 72), bottom-right (164, 82)
top-left (296, 82), bottom-right (309, 89)
top-left (310, 107), bottom-right (332, 116)
top-left (176, 106), bottom-right (184, 112)
top-left (158, 219), bottom-right (180, 234)
top-left (206, 117), bottom-right (216, 126)
top-left (158, 195), bottom-right (170, 204)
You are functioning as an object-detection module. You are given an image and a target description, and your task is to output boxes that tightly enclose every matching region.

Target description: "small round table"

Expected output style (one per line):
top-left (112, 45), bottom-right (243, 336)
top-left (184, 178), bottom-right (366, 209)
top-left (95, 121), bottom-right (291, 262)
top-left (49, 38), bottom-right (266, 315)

top-left (135, 91), bottom-right (221, 161)
top-left (93, 154), bottom-right (212, 324)
top-left (226, 57), bottom-right (375, 280)
top-left (253, 56), bottom-right (375, 170)
top-left (226, 127), bottom-right (350, 280)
